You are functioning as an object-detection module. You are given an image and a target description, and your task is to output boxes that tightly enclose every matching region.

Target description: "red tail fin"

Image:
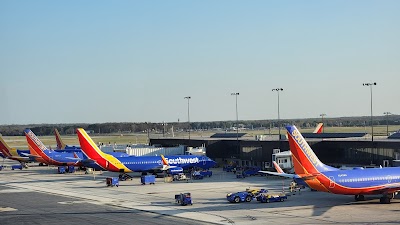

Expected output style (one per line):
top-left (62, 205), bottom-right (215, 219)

top-left (286, 125), bottom-right (337, 175)
top-left (76, 128), bottom-right (130, 172)
top-left (313, 123), bottom-right (323, 133)
top-left (0, 135), bottom-right (13, 157)
top-left (24, 129), bottom-right (49, 158)
top-left (76, 128), bottom-right (104, 160)
top-left (55, 129), bottom-right (66, 150)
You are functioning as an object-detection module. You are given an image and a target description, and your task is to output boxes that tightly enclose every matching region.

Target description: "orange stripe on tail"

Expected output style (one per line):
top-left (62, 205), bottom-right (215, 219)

top-left (55, 129), bottom-right (66, 150)
top-left (0, 135), bottom-right (13, 157)
top-left (272, 161), bottom-right (284, 174)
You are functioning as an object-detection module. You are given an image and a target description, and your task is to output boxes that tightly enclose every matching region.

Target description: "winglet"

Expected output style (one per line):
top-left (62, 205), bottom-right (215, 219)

top-left (272, 161), bottom-right (284, 174)
top-left (161, 154), bottom-right (170, 170)
top-left (55, 129), bottom-right (67, 150)
top-left (73, 152), bottom-right (79, 159)
top-left (160, 155), bottom-right (176, 170)
top-left (313, 123), bottom-right (324, 134)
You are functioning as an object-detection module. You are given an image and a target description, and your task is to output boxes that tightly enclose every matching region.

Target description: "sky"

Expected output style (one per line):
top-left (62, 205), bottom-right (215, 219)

top-left (1, 1), bottom-right (399, 125)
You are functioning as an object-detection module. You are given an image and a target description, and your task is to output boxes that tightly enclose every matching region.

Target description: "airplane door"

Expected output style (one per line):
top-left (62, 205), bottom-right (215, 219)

top-left (202, 156), bottom-right (206, 166)
top-left (329, 176), bottom-right (335, 189)
top-left (106, 161), bottom-right (109, 169)
top-left (383, 160), bottom-right (389, 167)
top-left (387, 175), bottom-right (392, 183)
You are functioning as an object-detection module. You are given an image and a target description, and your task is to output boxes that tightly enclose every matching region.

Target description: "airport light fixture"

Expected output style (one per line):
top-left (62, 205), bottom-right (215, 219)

top-left (184, 96), bottom-right (191, 140)
top-left (320, 113), bottom-right (326, 133)
top-left (362, 82), bottom-right (377, 142)
top-left (272, 88), bottom-right (284, 140)
top-left (384, 112), bottom-right (391, 136)
top-left (231, 92), bottom-right (240, 154)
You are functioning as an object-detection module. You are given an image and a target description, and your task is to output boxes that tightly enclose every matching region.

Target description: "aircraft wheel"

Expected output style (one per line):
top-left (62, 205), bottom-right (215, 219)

top-left (234, 196), bottom-right (240, 203)
top-left (390, 193), bottom-right (395, 199)
top-left (355, 195), bottom-right (365, 201)
top-left (380, 197), bottom-right (391, 204)
top-left (245, 196), bottom-right (252, 202)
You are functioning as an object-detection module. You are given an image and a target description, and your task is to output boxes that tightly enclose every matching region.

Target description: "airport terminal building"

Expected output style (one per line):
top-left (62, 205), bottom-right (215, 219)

top-left (151, 133), bottom-right (400, 169)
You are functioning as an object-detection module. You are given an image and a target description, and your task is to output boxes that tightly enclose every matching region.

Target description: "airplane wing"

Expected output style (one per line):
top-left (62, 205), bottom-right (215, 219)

top-left (374, 183), bottom-right (400, 194)
top-left (258, 170), bottom-right (296, 178)
top-left (20, 152), bottom-right (42, 159)
top-left (298, 173), bottom-right (321, 180)
top-left (259, 170), bottom-right (321, 180)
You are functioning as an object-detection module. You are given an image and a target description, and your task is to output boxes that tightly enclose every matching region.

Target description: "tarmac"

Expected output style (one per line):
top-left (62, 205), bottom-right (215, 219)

top-left (1, 160), bottom-right (399, 225)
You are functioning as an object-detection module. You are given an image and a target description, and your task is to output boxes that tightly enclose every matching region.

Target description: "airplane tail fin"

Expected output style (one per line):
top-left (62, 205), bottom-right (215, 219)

top-left (0, 135), bottom-right (13, 157)
top-left (55, 129), bottom-right (67, 150)
top-left (161, 155), bottom-right (168, 170)
top-left (24, 129), bottom-right (49, 156)
top-left (313, 123), bottom-right (324, 134)
top-left (272, 161), bottom-right (285, 174)
top-left (76, 128), bottom-right (105, 160)
top-left (161, 155), bottom-right (172, 170)
top-left (286, 125), bottom-right (337, 175)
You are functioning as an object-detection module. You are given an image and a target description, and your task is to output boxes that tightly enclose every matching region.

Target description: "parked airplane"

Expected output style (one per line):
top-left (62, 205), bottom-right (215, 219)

top-left (76, 128), bottom-right (216, 173)
top-left (54, 128), bottom-right (130, 158)
top-left (0, 135), bottom-right (32, 165)
top-left (286, 125), bottom-right (400, 204)
top-left (25, 129), bottom-right (83, 166)
top-left (313, 123), bottom-right (324, 133)
top-left (25, 129), bottom-right (131, 167)
top-left (55, 129), bottom-right (80, 150)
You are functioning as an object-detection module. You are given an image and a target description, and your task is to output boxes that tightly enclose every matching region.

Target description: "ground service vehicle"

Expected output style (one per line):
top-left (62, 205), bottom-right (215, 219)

top-left (227, 191), bottom-right (253, 203)
top-left (256, 193), bottom-right (287, 203)
top-left (175, 193), bottom-right (192, 206)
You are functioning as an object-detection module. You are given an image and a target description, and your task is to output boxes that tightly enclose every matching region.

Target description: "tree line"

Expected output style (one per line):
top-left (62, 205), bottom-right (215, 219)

top-left (1, 115), bottom-right (399, 136)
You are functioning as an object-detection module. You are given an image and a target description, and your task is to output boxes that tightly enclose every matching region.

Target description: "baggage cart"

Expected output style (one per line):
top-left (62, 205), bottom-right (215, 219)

top-left (175, 193), bottom-right (192, 206)
top-left (106, 177), bottom-right (119, 187)
top-left (141, 175), bottom-right (155, 185)
top-left (11, 164), bottom-right (23, 170)
top-left (58, 166), bottom-right (66, 174)
top-left (67, 166), bottom-right (75, 173)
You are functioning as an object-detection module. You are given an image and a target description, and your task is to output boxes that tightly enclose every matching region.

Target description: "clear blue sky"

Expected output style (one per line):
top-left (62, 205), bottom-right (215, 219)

top-left (1, 1), bottom-right (399, 125)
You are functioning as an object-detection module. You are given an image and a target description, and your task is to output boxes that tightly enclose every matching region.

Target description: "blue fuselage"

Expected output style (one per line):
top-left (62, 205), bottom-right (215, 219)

top-left (324, 167), bottom-right (400, 190)
top-left (83, 155), bottom-right (216, 172)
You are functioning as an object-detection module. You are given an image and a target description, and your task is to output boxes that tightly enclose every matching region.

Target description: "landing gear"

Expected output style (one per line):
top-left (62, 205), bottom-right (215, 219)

top-left (355, 195), bottom-right (365, 201)
top-left (380, 196), bottom-right (391, 204)
top-left (380, 193), bottom-right (395, 204)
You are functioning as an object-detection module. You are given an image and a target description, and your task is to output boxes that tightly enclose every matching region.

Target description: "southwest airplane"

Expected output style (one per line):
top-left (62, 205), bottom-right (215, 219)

top-left (55, 128), bottom-right (80, 150)
top-left (0, 135), bottom-right (33, 165)
top-left (54, 128), bottom-right (129, 157)
top-left (25, 129), bottom-right (84, 166)
top-left (286, 125), bottom-right (400, 204)
top-left (76, 128), bottom-right (216, 173)
top-left (25, 129), bottom-right (130, 166)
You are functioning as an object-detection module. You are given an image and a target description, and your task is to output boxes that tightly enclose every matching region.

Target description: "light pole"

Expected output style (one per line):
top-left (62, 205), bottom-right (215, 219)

top-left (184, 96), bottom-right (191, 140)
top-left (231, 92), bottom-right (239, 154)
top-left (384, 112), bottom-right (391, 136)
top-left (320, 113), bottom-right (326, 133)
top-left (272, 88), bottom-right (283, 140)
top-left (363, 82), bottom-right (377, 142)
